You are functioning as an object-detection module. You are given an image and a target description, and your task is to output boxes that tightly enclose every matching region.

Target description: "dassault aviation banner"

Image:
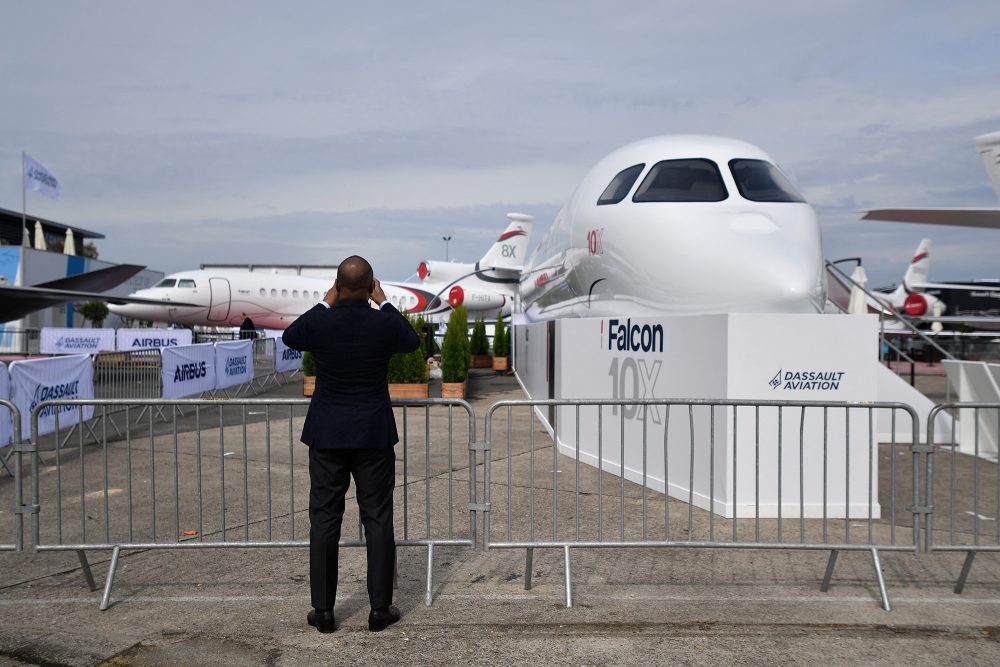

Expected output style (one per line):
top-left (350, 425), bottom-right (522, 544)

top-left (215, 340), bottom-right (254, 390)
top-left (39, 328), bottom-right (117, 355)
top-left (161, 343), bottom-right (217, 399)
top-left (273, 336), bottom-right (303, 373)
top-left (117, 328), bottom-right (193, 351)
top-left (9, 355), bottom-right (94, 438)
top-left (0, 363), bottom-right (11, 448)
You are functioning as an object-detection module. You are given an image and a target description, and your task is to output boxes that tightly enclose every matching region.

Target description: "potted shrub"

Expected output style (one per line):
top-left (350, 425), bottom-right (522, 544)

top-left (302, 350), bottom-right (317, 397)
top-left (492, 312), bottom-right (509, 372)
top-left (387, 315), bottom-right (430, 398)
top-left (440, 306), bottom-right (470, 398)
top-left (470, 316), bottom-right (491, 368)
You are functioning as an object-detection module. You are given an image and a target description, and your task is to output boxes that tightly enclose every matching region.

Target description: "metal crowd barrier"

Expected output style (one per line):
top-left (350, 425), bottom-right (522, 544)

top-left (482, 399), bottom-right (921, 610)
top-left (28, 397), bottom-right (477, 610)
top-left (1, 400), bottom-right (24, 551)
top-left (926, 403), bottom-right (1000, 593)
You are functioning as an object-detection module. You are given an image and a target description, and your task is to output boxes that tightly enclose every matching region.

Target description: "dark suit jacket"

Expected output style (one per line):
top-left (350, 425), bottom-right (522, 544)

top-left (282, 299), bottom-right (420, 449)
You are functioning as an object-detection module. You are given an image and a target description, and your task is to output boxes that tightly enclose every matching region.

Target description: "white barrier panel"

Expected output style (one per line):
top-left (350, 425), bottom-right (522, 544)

top-left (9, 355), bottom-right (94, 438)
top-left (274, 336), bottom-right (304, 373)
top-left (215, 340), bottom-right (254, 390)
top-left (40, 328), bottom-right (116, 355)
top-left (161, 343), bottom-right (217, 399)
top-left (0, 363), bottom-right (10, 447)
top-left (116, 328), bottom-right (193, 351)
top-left (262, 329), bottom-right (284, 339)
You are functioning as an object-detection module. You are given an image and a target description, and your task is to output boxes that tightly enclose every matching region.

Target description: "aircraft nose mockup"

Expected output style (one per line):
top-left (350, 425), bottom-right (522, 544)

top-left (596, 201), bottom-right (825, 315)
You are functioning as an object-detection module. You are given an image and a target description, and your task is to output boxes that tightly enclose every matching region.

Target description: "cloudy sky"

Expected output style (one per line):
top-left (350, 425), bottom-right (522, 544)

top-left (2, 1), bottom-right (999, 288)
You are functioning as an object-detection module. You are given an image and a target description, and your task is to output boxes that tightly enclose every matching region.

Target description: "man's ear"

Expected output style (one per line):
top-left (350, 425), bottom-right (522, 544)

top-left (369, 281), bottom-right (375, 294)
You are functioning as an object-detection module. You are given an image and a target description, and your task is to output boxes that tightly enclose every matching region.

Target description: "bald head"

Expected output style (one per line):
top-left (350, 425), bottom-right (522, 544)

top-left (336, 255), bottom-right (374, 298)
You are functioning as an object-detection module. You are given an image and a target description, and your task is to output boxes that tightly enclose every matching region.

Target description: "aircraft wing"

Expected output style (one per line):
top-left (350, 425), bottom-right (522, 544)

top-left (862, 208), bottom-right (1000, 229)
top-left (913, 281), bottom-right (1000, 292)
top-left (0, 285), bottom-right (199, 324)
top-left (33, 264), bottom-right (148, 292)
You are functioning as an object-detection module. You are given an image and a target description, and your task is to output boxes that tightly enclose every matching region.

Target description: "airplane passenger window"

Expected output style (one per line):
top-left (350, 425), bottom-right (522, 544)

top-left (154, 279), bottom-right (176, 288)
top-left (260, 288), bottom-right (266, 297)
top-left (632, 159), bottom-right (728, 203)
top-left (597, 163), bottom-right (645, 205)
top-left (313, 291), bottom-right (320, 300)
top-left (293, 290), bottom-right (299, 298)
top-left (270, 289), bottom-right (277, 297)
top-left (282, 289), bottom-right (288, 298)
top-left (729, 159), bottom-right (806, 203)
top-left (177, 279), bottom-right (196, 288)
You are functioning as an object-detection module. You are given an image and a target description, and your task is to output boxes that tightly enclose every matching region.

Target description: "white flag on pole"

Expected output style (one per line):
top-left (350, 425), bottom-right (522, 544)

top-left (23, 153), bottom-right (61, 200)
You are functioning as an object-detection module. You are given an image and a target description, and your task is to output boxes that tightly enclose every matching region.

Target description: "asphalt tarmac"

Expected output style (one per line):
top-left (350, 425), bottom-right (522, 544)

top-left (0, 369), bottom-right (998, 666)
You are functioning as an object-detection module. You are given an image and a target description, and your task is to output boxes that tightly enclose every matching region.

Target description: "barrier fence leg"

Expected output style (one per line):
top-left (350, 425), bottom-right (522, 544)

top-left (393, 552), bottom-right (399, 590)
top-left (524, 547), bottom-right (533, 590)
top-left (99, 546), bottom-right (121, 611)
top-left (563, 546), bottom-right (573, 608)
top-left (871, 548), bottom-right (891, 612)
top-left (76, 550), bottom-right (97, 592)
top-left (425, 543), bottom-right (434, 607)
top-left (954, 551), bottom-right (976, 594)
top-left (820, 549), bottom-right (838, 592)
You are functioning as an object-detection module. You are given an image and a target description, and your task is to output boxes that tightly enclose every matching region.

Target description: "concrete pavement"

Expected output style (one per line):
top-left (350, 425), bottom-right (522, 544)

top-left (0, 369), bottom-right (997, 665)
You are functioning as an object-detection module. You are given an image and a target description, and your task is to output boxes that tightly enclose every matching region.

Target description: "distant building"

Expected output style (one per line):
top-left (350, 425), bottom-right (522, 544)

top-left (0, 207), bottom-right (164, 352)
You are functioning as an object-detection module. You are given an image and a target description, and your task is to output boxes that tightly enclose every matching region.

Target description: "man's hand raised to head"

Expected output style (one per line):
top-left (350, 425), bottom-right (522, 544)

top-left (323, 282), bottom-right (339, 307)
top-left (371, 279), bottom-right (387, 306)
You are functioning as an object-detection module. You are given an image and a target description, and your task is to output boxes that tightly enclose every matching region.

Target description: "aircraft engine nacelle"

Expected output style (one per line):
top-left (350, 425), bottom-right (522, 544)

top-left (416, 260), bottom-right (476, 284)
top-left (447, 285), bottom-right (507, 311)
top-left (903, 293), bottom-right (928, 317)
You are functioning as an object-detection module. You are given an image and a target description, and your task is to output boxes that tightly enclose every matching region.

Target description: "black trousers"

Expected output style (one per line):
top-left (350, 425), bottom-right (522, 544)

top-left (308, 446), bottom-right (396, 611)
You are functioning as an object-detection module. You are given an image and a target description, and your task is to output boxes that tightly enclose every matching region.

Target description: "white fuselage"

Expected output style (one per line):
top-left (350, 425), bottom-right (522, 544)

top-left (519, 135), bottom-right (827, 321)
top-left (108, 270), bottom-right (445, 329)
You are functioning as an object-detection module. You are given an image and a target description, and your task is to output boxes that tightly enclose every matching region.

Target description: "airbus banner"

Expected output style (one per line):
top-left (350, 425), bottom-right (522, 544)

top-left (40, 328), bottom-right (117, 355)
top-left (0, 363), bottom-right (11, 448)
top-left (117, 328), bottom-right (193, 351)
top-left (161, 343), bottom-right (217, 399)
top-left (215, 340), bottom-right (254, 390)
top-left (9, 355), bottom-right (94, 438)
top-left (273, 336), bottom-right (303, 373)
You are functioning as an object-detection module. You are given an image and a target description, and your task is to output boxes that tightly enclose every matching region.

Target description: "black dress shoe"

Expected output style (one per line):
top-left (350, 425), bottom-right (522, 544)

top-left (307, 609), bottom-right (336, 633)
top-left (368, 606), bottom-right (401, 632)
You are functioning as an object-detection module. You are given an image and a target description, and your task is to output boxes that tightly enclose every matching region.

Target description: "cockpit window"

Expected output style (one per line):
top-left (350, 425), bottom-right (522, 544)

top-left (154, 278), bottom-right (176, 288)
top-left (177, 279), bottom-right (196, 288)
top-left (729, 159), bottom-right (806, 203)
top-left (632, 159), bottom-right (728, 202)
top-left (597, 163), bottom-right (645, 205)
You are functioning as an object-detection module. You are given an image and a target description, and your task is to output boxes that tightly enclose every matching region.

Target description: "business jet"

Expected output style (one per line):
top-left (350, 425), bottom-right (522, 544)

top-left (863, 130), bottom-right (1000, 230)
top-left (107, 214), bottom-right (533, 329)
top-left (518, 134), bottom-right (827, 321)
top-left (828, 238), bottom-right (1000, 331)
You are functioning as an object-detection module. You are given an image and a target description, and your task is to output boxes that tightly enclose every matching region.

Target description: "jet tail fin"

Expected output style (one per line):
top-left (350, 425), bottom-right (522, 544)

top-left (903, 239), bottom-right (931, 289)
top-left (478, 213), bottom-right (533, 272)
top-left (975, 131), bottom-right (1000, 201)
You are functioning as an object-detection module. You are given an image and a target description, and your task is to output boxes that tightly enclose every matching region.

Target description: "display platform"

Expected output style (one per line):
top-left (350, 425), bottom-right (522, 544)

top-left (514, 313), bottom-right (882, 518)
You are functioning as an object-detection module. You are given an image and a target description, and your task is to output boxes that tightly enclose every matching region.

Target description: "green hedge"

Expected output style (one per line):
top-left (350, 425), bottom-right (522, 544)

top-left (492, 312), bottom-right (508, 357)
top-left (441, 306), bottom-right (470, 382)
top-left (301, 350), bottom-right (317, 376)
top-left (470, 316), bottom-right (489, 355)
top-left (387, 315), bottom-right (429, 383)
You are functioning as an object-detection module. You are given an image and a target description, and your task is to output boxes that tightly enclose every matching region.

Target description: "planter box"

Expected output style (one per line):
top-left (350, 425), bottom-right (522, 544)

top-left (440, 382), bottom-right (466, 399)
top-left (388, 383), bottom-right (429, 399)
top-left (303, 376), bottom-right (316, 397)
top-left (471, 354), bottom-right (493, 368)
top-left (492, 356), bottom-right (509, 372)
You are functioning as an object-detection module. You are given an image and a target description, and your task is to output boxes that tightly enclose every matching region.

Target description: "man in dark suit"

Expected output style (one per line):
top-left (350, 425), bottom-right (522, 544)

top-left (282, 255), bottom-right (420, 633)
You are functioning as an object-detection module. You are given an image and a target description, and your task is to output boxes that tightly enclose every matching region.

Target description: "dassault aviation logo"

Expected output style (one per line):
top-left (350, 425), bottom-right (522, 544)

top-left (769, 369), bottom-right (845, 391)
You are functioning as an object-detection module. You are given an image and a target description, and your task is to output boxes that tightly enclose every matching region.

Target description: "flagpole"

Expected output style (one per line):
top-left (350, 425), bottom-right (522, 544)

top-left (21, 152), bottom-right (28, 247)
